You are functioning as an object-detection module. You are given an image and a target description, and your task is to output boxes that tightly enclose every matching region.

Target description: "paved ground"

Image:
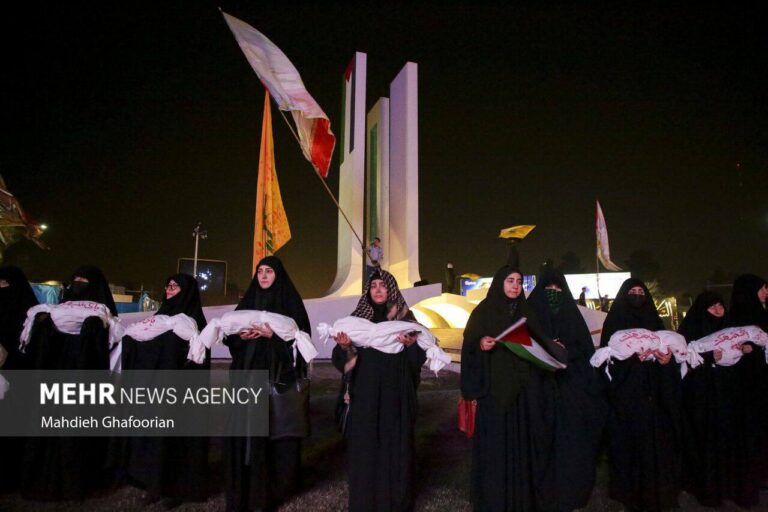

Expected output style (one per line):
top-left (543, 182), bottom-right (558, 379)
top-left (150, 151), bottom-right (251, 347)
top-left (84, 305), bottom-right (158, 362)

top-left (0, 363), bottom-right (763, 511)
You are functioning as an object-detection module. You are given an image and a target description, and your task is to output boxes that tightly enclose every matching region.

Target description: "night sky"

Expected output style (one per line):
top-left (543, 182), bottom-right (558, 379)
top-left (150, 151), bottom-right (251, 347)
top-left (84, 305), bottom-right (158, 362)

top-left (2, 1), bottom-right (766, 300)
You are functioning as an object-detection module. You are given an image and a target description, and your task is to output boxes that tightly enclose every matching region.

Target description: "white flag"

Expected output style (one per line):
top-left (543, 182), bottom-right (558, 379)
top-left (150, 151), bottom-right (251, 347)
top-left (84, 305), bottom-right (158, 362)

top-left (596, 201), bottom-right (622, 271)
top-left (222, 12), bottom-right (336, 177)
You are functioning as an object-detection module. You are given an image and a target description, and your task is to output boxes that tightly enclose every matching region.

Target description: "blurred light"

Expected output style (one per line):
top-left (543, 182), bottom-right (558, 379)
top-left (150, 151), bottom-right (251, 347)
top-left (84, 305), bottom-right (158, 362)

top-left (40, 224), bottom-right (48, 230)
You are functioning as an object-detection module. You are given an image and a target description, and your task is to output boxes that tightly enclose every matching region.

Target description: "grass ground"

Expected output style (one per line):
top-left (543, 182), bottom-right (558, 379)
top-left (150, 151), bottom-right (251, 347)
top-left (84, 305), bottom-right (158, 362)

top-left (0, 363), bottom-right (762, 511)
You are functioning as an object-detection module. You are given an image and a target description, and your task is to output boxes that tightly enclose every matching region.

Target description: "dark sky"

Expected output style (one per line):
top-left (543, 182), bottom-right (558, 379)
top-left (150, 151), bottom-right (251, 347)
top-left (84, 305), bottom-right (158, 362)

top-left (2, 1), bottom-right (766, 299)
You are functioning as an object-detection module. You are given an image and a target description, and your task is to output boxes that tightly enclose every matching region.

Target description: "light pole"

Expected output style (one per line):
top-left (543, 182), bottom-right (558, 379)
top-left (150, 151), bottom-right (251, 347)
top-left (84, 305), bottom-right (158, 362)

top-left (192, 222), bottom-right (208, 278)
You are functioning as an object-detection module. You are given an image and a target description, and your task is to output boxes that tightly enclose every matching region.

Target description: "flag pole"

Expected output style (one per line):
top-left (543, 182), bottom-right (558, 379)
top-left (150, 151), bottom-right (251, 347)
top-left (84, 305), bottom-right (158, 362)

top-left (595, 200), bottom-right (601, 298)
top-left (275, 107), bottom-right (365, 251)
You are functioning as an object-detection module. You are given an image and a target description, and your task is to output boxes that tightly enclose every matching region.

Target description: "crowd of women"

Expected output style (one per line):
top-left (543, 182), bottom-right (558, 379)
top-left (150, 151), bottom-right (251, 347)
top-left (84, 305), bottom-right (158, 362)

top-left (0, 257), bottom-right (767, 512)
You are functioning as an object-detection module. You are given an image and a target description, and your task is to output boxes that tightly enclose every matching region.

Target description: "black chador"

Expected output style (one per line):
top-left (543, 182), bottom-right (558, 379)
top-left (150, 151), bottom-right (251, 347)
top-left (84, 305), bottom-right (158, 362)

top-left (728, 274), bottom-right (768, 488)
top-left (600, 278), bottom-right (681, 511)
top-left (225, 256), bottom-right (310, 512)
top-left (21, 265), bottom-right (115, 501)
top-left (120, 273), bottom-right (209, 507)
top-left (460, 265), bottom-right (568, 512)
top-left (527, 270), bottom-right (607, 511)
top-left (332, 269), bottom-right (426, 512)
top-left (678, 290), bottom-right (760, 507)
top-left (0, 265), bottom-right (38, 494)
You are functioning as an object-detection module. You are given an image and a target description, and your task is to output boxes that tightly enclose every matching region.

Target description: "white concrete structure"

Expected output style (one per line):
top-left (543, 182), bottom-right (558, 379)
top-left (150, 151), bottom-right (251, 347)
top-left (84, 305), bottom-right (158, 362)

top-left (326, 52), bottom-right (367, 297)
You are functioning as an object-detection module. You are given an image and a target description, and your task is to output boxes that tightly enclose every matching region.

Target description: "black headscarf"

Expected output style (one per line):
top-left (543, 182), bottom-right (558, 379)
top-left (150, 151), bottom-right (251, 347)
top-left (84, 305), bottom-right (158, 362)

top-left (0, 265), bottom-right (39, 358)
top-left (156, 273), bottom-right (207, 331)
top-left (678, 290), bottom-right (727, 341)
top-left (600, 277), bottom-right (663, 346)
top-left (728, 274), bottom-right (768, 330)
top-left (61, 265), bottom-right (118, 316)
top-left (236, 256), bottom-right (310, 335)
top-left (461, 265), bottom-right (565, 407)
top-left (529, 269), bottom-right (594, 361)
top-left (351, 269), bottom-right (410, 322)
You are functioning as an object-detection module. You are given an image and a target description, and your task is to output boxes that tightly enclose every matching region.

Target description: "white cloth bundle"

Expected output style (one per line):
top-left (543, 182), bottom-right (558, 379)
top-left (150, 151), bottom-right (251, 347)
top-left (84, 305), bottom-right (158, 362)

top-left (0, 373), bottom-right (8, 400)
top-left (119, 313), bottom-right (206, 366)
top-left (316, 316), bottom-right (452, 374)
top-left (20, 301), bottom-right (125, 372)
top-left (590, 328), bottom-right (702, 380)
top-left (198, 310), bottom-right (318, 364)
top-left (687, 325), bottom-right (768, 366)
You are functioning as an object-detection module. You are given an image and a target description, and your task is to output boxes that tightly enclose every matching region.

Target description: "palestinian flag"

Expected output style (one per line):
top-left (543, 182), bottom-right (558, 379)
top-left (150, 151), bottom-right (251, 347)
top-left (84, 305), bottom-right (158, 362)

top-left (496, 317), bottom-right (566, 371)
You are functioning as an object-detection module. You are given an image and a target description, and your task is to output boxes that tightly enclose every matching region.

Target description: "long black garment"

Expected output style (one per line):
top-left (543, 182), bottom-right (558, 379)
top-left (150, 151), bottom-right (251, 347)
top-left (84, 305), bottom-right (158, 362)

top-left (331, 269), bottom-right (426, 512)
top-left (120, 273), bottom-right (209, 503)
top-left (0, 266), bottom-right (38, 494)
top-left (20, 265), bottom-right (115, 501)
top-left (600, 278), bottom-right (681, 512)
top-left (728, 274), bottom-right (768, 486)
top-left (678, 290), bottom-right (760, 507)
top-left (225, 256), bottom-right (309, 512)
top-left (528, 270), bottom-right (607, 511)
top-left (460, 265), bottom-right (568, 512)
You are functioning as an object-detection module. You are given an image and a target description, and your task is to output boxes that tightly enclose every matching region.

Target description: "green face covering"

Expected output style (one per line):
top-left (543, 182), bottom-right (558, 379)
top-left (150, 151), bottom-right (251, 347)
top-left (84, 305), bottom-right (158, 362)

top-left (545, 288), bottom-right (563, 315)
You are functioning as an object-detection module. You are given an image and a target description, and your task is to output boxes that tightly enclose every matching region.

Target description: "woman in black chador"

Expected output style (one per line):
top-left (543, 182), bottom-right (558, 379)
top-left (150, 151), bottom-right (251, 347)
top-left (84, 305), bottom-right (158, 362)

top-left (527, 269), bottom-right (606, 511)
top-left (120, 273), bottom-right (209, 508)
top-left (600, 277), bottom-right (681, 511)
top-left (331, 269), bottom-right (425, 512)
top-left (678, 290), bottom-right (760, 507)
top-left (460, 265), bottom-right (568, 512)
top-left (728, 274), bottom-right (768, 488)
top-left (0, 265), bottom-right (38, 494)
top-left (0, 265), bottom-right (38, 370)
top-left (21, 265), bottom-right (117, 501)
top-left (225, 256), bottom-right (310, 512)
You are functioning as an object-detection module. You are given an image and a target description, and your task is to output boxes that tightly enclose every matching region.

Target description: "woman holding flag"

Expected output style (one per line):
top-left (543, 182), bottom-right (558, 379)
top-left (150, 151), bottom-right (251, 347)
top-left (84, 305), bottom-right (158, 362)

top-left (460, 264), bottom-right (568, 511)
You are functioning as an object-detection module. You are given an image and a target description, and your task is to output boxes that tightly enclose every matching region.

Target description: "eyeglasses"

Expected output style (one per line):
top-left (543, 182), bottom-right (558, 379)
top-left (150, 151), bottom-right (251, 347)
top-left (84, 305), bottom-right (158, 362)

top-left (165, 283), bottom-right (180, 290)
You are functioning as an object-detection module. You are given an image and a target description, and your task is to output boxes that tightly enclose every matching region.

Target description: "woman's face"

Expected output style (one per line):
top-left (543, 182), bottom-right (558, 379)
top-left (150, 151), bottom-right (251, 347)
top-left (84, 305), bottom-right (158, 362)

top-left (628, 286), bottom-right (645, 296)
top-left (503, 272), bottom-right (523, 299)
top-left (369, 279), bottom-right (388, 305)
top-left (0, 279), bottom-right (9, 288)
top-left (257, 265), bottom-right (276, 289)
top-left (758, 284), bottom-right (768, 305)
top-left (73, 276), bottom-right (89, 284)
top-left (165, 279), bottom-right (181, 300)
top-left (544, 284), bottom-right (562, 292)
top-left (706, 302), bottom-right (725, 318)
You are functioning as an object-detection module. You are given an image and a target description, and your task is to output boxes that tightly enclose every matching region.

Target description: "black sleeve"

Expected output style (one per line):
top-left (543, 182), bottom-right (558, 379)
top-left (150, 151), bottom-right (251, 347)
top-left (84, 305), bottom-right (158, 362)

top-left (460, 308), bottom-right (489, 400)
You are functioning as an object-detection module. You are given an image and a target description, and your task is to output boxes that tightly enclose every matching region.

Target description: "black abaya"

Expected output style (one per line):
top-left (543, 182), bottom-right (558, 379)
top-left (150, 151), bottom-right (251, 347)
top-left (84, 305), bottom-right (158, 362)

top-left (460, 265), bottom-right (568, 512)
top-left (21, 296), bottom-right (112, 501)
top-left (528, 270), bottom-right (607, 511)
top-left (225, 256), bottom-right (309, 512)
top-left (332, 269), bottom-right (426, 512)
top-left (120, 273), bottom-right (209, 504)
top-left (678, 290), bottom-right (761, 507)
top-left (600, 278), bottom-right (681, 511)
top-left (0, 266), bottom-right (38, 494)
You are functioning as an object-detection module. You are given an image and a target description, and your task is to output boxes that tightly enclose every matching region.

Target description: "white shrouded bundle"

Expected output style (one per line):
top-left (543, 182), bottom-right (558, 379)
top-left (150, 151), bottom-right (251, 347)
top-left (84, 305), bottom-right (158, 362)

top-left (316, 316), bottom-right (452, 374)
top-left (590, 328), bottom-right (702, 379)
top-left (20, 301), bottom-right (125, 371)
top-left (198, 310), bottom-right (318, 364)
top-left (118, 313), bottom-right (206, 367)
top-left (687, 325), bottom-right (768, 366)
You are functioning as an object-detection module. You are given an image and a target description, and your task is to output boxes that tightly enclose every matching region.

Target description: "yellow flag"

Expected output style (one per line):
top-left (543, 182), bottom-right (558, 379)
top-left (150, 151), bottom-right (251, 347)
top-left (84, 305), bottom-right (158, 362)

top-left (253, 91), bottom-right (291, 274)
top-left (498, 225), bottom-right (536, 240)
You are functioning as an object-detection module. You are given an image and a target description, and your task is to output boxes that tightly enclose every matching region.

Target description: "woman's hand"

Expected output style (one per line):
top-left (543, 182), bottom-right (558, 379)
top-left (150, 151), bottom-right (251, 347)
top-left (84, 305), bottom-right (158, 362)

top-left (713, 349), bottom-right (723, 362)
top-left (239, 328), bottom-right (260, 340)
top-left (398, 333), bottom-right (417, 347)
top-left (251, 322), bottom-right (274, 339)
top-left (741, 344), bottom-right (753, 354)
top-left (479, 336), bottom-right (497, 352)
top-left (333, 331), bottom-right (352, 349)
top-left (655, 349), bottom-right (672, 365)
top-left (638, 349), bottom-right (653, 362)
